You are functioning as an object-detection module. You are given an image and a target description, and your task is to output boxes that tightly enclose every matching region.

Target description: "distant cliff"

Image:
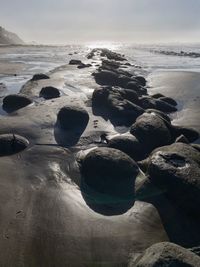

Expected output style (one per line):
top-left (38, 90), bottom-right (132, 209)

top-left (0, 26), bottom-right (24, 45)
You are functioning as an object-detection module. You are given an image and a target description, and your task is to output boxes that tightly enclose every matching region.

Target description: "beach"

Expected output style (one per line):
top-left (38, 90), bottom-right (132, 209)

top-left (0, 44), bottom-right (200, 266)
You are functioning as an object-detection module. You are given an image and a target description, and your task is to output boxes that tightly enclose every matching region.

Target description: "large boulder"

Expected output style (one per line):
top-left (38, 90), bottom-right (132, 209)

top-left (172, 126), bottom-right (199, 143)
top-left (57, 105), bottom-right (89, 133)
top-left (3, 94), bottom-right (32, 113)
top-left (147, 143), bottom-right (200, 215)
top-left (130, 113), bottom-right (172, 153)
top-left (30, 73), bottom-right (50, 81)
top-left (134, 76), bottom-right (147, 87)
top-left (0, 134), bottom-right (29, 156)
top-left (93, 70), bottom-right (118, 86)
top-left (129, 242), bottom-right (200, 267)
top-left (80, 147), bottom-right (139, 211)
top-left (39, 86), bottom-right (60, 99)
top-left (159, 96), bottom-right (177, 106)
top-left (108, 134), bottom-right (147, 161)
top-left (139, 96), bottom-right (177, 113)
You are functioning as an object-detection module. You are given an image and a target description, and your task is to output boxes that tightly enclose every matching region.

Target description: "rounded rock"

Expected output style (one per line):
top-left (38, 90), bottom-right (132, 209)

top-left (57, 105), bottom-right (89, 133)
top-left (0, 134), bottom-right (29, 157)
top-left (81, 147), bottom-right (139, 199)
top-left (39, 86), bottom-right (60, 99)
top-left (3, 94), bottom-right (32, 113)
top-left (130, 113), bottom-right (172, 152)
top-left (31, 73), bottom-right (50, 81)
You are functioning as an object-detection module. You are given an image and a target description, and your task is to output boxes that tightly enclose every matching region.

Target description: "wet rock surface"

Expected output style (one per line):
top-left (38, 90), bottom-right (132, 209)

top-left (129, 242), bottom-right (200, 267)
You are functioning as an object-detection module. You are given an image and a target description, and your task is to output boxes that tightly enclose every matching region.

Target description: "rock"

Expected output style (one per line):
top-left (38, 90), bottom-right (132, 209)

top-left (0, 134), bottom-right (29, 156)
top-left (108, 135), bottom-right (147, 161)
top-left (145, 109), bottom-right (171, 124)
top-left (39, 86), bottom-right (60, 99)
top-left (191, 144), bottom-right (200, 152)
top-left (30, 73), bottom-right (50, 81)
top-left (93, 70), bottom-right (118, 86)
top-left (92, 87), bottom-right (110, 107)
top-left (69, 59), bottom-right (83, 65)
top-left (147, 143), bottom-right (200, 215)
top-left (126, 82), bottom-right (147, 96)
top-left (139, 96), bottom-right (177, 113)
top-left (0, 82), bottom-right (7, 91)
top-left (129, 242), bottom-right (200, 267)
top-left (159, 96), bottom-right (177, 106)
top-left (116, 88), bottom-right (139, 105)
top-left (107, 96), bottom-right (144, 125)
top-left (134, 76), bottom-right (147, 86)
top-left (151, 93), bottom-right (165, 99)
top-left (173, 126), bottom-right (199, 142)
top-left (175, 134), bottom-right (189, 144)
top-left (77, 63), bottom-right (92, 69)
top-left (80, 147), bottom-right (138, 207)
top-left (130, 113), bottom-right (172, 153)
top-left (57, 105), bottom-right (89, 133)
top-left (3, 94), bottom-right (32, 113)
top-left (117, 75), bottom-right (132, 88)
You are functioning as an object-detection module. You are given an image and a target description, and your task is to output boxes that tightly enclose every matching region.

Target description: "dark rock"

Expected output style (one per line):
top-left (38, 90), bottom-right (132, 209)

top-left (147, 143), bottom-right (200, 215)
top-left (77, 63), bottom-right (92, 69)
top-left (173, 126), bottom-right (199, 142)
top-left (175, 134), bottom-right (189, 144)
top-left (93, 70), bottom-right (118, 86)
top-left (30, 73), bottom-right (50, 81)
top-left (0, 134), bottom-right (29, 156)
top-left (126, 82), bottom-right (147, 96)
top-left (107, 96), bottom-right (144, 125)
top-left (92, 87), bottom-right (110, 107)
top-left (57, 105), bottom-right (89, 134)
top-left (69, 59), bottom-right (82, 65)
top-left (115, 88), bottom-right (139, 105)
top-left (117, 75), bottom-right (132, 87)
top-left (108, 135), bottom-right (147, 161)
top-left (139, 96), bottom-right (177, 113)
top-left (130, 113), bottom-right (172, 153)
top-left (39, 86), bottom-right (60, 99)
top-left (151, 93), bottom-right (165, 99)
top-left (3, 94), bottom-right (32, 113)
top-left (129, 242), bottom-right (200, 267)
top-left (80, 147), bottom-right (138, 208)
top-left (134, 76), bottom-right (147, 86)
top-left (191, 144), bottom-right (200, 152)
top-left (159, 96), bottom-right (177, 106)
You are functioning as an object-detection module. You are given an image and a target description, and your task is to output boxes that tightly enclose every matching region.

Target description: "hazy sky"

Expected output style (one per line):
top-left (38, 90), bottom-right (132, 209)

top-left (1, 0), bottom-right (200, 44)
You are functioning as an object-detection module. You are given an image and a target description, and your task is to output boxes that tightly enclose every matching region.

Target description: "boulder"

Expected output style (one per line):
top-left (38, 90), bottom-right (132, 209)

top-left (145, 109), bottom-right (171, 124)
top-left (130, 113), bottom-right (172, 153)
top-left (151, 93), bottom-right (165, 99)
top-left (117, 75), bottom-right (132, 88)
top-left (3, 94), bottom-right (32, 113)
top-left (39, 86), bottom-right (60, 99)
top-left (139, 96), bottom-right (177, 113)
top-left (134, 76), bottom-right (147, 86)
top-left (173, 126), bottom-right (199, 142)
top-left (108, 135), bottom-right (147, 161)
top-left (80, 147), bottom-right (138, 204)
top-left (147, 143), bottom-right (200, 215)
top-left (129, 242), bottom-right (200, 267)
top-left (159, 96), bottom-right (177, 106)
top-left (93, 70), bottom-right (118, 86)
top-left (69, 59), bottom-right (83, 65)
top-left (0, 134), bottom-right (29, 156)
top-left (57, 105), bottom-right (89, 133)
top-left (30, 73), bottom-right (50, 81)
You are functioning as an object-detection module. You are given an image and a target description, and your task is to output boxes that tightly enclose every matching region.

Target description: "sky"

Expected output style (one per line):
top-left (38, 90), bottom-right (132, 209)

top-left (1, 0), bottom-right (200, 44)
